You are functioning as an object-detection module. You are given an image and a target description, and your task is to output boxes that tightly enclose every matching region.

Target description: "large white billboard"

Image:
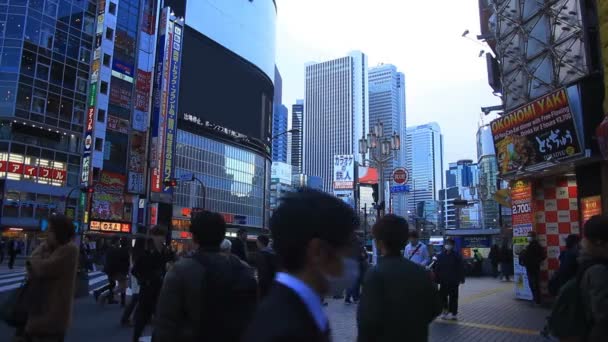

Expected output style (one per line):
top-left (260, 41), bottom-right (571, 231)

top-left (271, 162), bottom-right (292, 185)
top-left (333, 155), bottom-right (355, 190)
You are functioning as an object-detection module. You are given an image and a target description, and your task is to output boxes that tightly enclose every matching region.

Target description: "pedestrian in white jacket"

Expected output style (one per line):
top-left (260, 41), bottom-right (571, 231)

top-left (404, 231), bottom-right (430, 266)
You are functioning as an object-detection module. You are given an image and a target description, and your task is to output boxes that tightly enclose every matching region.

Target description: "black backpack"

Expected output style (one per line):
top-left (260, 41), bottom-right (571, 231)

top-left (192, 252), bottom-right (258, 342)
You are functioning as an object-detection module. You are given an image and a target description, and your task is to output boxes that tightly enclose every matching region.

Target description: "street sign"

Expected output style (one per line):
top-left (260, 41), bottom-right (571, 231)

top-left (392, 167), bottom-right (409, 184)
top-left (390, 185), bottom-right (410, 193)
top-left (179, 173), bottom-right (193, 181)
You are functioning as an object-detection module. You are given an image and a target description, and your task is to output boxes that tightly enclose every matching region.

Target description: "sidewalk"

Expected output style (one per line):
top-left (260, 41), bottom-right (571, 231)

top-left (327, 277), bottom-right (550, 342)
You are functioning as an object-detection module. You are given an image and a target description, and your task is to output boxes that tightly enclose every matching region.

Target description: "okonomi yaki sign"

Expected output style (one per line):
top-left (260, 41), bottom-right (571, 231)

top-left (491, 88), bottom-right (583, 174)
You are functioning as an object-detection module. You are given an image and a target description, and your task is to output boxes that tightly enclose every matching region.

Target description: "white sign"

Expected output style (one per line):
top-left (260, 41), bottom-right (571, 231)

top-left (333, 155), bottom-right (354, 190)
top-left (271, 162), bottom-right (292, 185)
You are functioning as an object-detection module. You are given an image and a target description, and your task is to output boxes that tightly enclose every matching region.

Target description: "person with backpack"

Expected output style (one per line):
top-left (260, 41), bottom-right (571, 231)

top-left (548, 215), bottom-right (608, 341)
top-left (255, 235), bottom-right (277, 299)
top-left (153, 211), bottom-right (257, 342)
top-left (404, 230), bottom-right (430, 267)
top-left (520, 231), bottom-right (546, 305)
top-left (242, 189), bottom-right (360, 342)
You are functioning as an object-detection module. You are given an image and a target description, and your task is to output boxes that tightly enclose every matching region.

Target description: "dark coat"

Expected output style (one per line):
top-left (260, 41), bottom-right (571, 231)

top-left (26, 242), bottom-right (79, 335)
top-left (255, 248), bottom-right (278, 298)
top-left (435, 250), bottom-right (465, 285)
top-left (242, 282), bottom-right (330, 342)
top-left (231, 238), bottom-right (248, 263)
top-left (557, 248), bottom-right (579, 285)
top-left (579, 255), bottom-right (608, 342)
top-left (357, 256), bottom-right (441, 342)
top-left (522, 240), bottom-right (545, 273)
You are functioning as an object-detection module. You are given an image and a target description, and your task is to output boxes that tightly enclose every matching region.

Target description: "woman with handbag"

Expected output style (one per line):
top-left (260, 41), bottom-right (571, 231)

top-left (18, 214), bottom-right (79, 342)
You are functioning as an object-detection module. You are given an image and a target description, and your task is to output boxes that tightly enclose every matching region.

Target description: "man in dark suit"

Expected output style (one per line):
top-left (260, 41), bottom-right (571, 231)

top-left (231, 228), bottom-right (249, 263)
top-left (242, 188), bottom-right (359, 342)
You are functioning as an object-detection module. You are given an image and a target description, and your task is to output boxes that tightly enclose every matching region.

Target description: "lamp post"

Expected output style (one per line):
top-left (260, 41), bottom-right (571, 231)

top-left (358, 121), bottom-right (401, 218)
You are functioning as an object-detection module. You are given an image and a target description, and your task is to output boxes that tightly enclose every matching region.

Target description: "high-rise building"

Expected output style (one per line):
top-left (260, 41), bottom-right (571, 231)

top-left (368, 64), bottom-right (406, 215)
top-left (0, 0), bottom-right (96, 230)
top-left (272, 67), bottom-right (288, 162)
top-left (446, 160), bottom-right (478, 188)
top-left (477, 124), bottom-right (500, 228)
top-left (290, 100), bottom-right (304, 174)
top-left (303, 51), bottom-right (369, 192)
top-left (405, 123), bottom-right (444, 223)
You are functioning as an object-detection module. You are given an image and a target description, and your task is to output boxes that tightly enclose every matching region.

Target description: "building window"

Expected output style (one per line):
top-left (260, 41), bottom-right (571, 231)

top-left (76, 77), bottom-right (87, 93)
top-left (97, 109), bottom-right (105, 122)
top-left (100, 81), bottom-right (108, 94)
top-left (103, 53), bottom-right (111, 67)
top-left (95, 138), bottom-right (103, 151)
top-left (106, 27), bottom-right (114, 41)
top-left (109, 2), bottom-right (117, 15)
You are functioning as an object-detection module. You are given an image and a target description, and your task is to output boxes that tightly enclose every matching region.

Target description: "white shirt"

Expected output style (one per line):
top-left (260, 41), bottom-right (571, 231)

top-left (404, 242), bottom-right (430, 266)
top-left (275, 272), bottom-right (328, 332)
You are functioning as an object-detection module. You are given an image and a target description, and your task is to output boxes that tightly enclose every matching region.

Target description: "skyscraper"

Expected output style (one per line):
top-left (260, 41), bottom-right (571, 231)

top-left (477, 124), bottom-right (500, 228)
top-left (303, 51), bottom-right (369, 192)
top-left (405, 123), bottom-right (444, 222)
top-left (272, 66), bottom-right (288, 162)
top-left (290, 99), bottom-right (304, 174)
top-left (368, 64), bottom-right (406, 215)
top-left (446, 160), bottom-right (478, 188)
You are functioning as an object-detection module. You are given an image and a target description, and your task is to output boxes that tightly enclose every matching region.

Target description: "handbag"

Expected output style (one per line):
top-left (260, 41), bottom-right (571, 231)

top-left (0, 280), bottom-right (30, 327)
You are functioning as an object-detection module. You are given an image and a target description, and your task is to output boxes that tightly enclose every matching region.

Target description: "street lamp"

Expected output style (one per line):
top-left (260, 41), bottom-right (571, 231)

top-left (271, 128), bottom-right (300, 140)
top-left (359, 121), bottom-right (401, 218)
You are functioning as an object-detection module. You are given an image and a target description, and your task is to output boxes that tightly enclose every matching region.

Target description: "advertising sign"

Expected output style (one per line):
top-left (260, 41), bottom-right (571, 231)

top-left (162, 21), bottom-right (182, 195)
top-left (510, 179), bottom-right (534, 300)
top-left (333, 155), bottom-right (354, 190)
top-left (392, 167), bottom-right (409, 184)
top-left (92, 172), bottom-right (126, 221)
top-left (107, 116), bottom-right (129, 133)
top-left (90, 220), bottom-right (131, 233)
top-left (581, 196), bottom-right (602, 227)
top-left (128, 132), bottom-right (145, 173)
top-left (358, 166), bottom-right (378, 184)
top-left (492, 88), bottom-right (583, 174)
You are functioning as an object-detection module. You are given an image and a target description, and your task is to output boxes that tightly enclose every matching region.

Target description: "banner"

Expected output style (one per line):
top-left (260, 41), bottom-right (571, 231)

top-left (92, 172), bottom-right (126, 221)
top-left (492, 88), bottom-right (582, 174)
top-left (510, 179), bottom-right (534, 300)
top-left (581, 196), bottom-right (602, 227)
top-left (333, 155), bottom-right (354, 190)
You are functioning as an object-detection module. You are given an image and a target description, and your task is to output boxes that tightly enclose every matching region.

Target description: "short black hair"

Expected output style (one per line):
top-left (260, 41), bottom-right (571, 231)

top-left (409, 230), bottom-right (419, 239)
top-left (372, 214), bottom-right (409, 256)
top-left (565, 234), bottom-right (580, 249)
top-left (191, 210), bottom-right (226, 247)
top-left (48, 214), bottom-right (75, 245)
top-left (270, 188), bottom-right (358, 272)
top-left (584, 215), bottom-right (608, 243)
top-left (257, 234), bottom-right (270, 247)
top-left (238, 228), bottom-right (247, 235)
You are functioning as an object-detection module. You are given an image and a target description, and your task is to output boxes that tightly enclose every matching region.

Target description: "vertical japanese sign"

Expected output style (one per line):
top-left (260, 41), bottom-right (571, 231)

top-left (581, 196), bottom-right (602, 228)
top-left (163, 19), bottom-right (182, 195)
top-left (332, 155), bottom-right (355, 190)
top-left (510, 179), bottom-right (534, 300)
top-left (150, 8), bottom-right (170, 194)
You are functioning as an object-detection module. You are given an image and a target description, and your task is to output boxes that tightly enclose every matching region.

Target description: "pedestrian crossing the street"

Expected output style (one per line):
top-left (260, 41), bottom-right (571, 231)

top-left (0, 270), bottom-right (108, 294)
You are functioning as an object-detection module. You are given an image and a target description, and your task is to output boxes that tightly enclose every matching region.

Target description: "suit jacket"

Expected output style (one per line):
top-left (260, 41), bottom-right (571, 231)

top-left (242, 282), bottom-right (330, 342)
top-left (357, 256), bottom-right (441, 342)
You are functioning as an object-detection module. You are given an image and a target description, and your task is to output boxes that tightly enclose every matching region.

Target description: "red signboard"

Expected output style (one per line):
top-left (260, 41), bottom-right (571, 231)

top-left (24, 165), bottom-right (37, 177)
top-left (510, 180), bottom-right (534, 228)
top-left (38, 167), bottom-right (52, 178)
top-left (52, 169), bottom-right (66, 181)
top-left (392, 168), bottom-right (409, 185)
top-left (581, 196), bottom-right (602, 227)
top-left (7, 162), bottom-right (23, 174)
top-left (86, 107), bottom-right (95, 131)
top-left (0, 160), bottom-right (6, 172)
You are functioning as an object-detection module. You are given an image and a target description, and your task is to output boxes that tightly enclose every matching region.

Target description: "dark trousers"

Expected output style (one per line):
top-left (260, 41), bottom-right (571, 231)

top-left (121, 293), bottom-right (139, 323)
top-left (133, 286), bottom-right (160, 342)
top-left (94, 273), bottom-right (116, 300)
top-left (439, 283), bottom-right (459, 315)
top-left (0, 251), bottom-right (4, 264)
top-left (8, 253), bottom-right (16, 269)
top-left (345, 276), bottom-right (362, 302)
top-left (527, 269), bottom-right (541, 304)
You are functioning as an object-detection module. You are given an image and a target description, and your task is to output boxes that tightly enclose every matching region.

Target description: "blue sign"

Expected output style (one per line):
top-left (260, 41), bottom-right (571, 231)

top-left (390, 185), bottom-right (410, 193)
top-left (179, 173), bottom-right (193, 181)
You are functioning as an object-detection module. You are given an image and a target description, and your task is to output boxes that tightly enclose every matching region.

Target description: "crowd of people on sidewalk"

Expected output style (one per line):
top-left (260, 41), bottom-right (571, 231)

top-left (2, 187), bottom-right (607, 342)
top-left (0, 238), bottom-right (26, 270)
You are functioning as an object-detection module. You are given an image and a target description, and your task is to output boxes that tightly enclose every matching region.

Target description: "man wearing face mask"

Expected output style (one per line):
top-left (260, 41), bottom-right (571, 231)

top-left (520, 231), bottom-right (545, 305)
top-left (404, 230), bottom-right (430, 267)
top-left (435, 238), bottom-right (465, 320)
top-left (242, 188), bottom-right (359, 342)
top-left (357, 215), bottom-right (441, 342)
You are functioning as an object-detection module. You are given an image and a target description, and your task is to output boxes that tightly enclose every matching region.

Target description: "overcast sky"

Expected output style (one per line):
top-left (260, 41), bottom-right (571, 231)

top-left (275, 0), bottom-right (501, 165)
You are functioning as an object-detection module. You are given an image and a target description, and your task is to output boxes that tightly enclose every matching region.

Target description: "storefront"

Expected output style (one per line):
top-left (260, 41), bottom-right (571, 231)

top-left (491, 83), bottom-right (607, 301)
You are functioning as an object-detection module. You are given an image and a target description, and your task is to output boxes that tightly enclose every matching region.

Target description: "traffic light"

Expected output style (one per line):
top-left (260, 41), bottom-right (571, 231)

top-left (163, 179), bottom-right (178, 187)
top-left (80, 185), bottom-right (94, 194)
top-left (371, 183), bottom-right (379, 203)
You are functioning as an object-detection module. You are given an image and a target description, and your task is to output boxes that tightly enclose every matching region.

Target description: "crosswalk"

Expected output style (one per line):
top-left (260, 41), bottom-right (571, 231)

top-left (0, 269), bottom-right (109, 294)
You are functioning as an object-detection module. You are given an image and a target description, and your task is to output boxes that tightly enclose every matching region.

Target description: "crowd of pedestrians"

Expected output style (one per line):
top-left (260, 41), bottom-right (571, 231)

top-left (2, 188), bottom-right (607, 342)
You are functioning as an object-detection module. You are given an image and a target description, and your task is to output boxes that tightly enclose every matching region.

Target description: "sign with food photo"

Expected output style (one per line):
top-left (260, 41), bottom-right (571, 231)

top-left (491, 88), bottom-right (583, 174)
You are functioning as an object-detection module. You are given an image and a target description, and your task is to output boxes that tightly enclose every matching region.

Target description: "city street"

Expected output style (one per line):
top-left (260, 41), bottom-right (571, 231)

top-left (0, 272), bottom-right (550, 341)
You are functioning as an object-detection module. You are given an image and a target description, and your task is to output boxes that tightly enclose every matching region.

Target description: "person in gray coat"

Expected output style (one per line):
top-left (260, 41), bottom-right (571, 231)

top-left (579, 215), bottom-right (608, 342)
